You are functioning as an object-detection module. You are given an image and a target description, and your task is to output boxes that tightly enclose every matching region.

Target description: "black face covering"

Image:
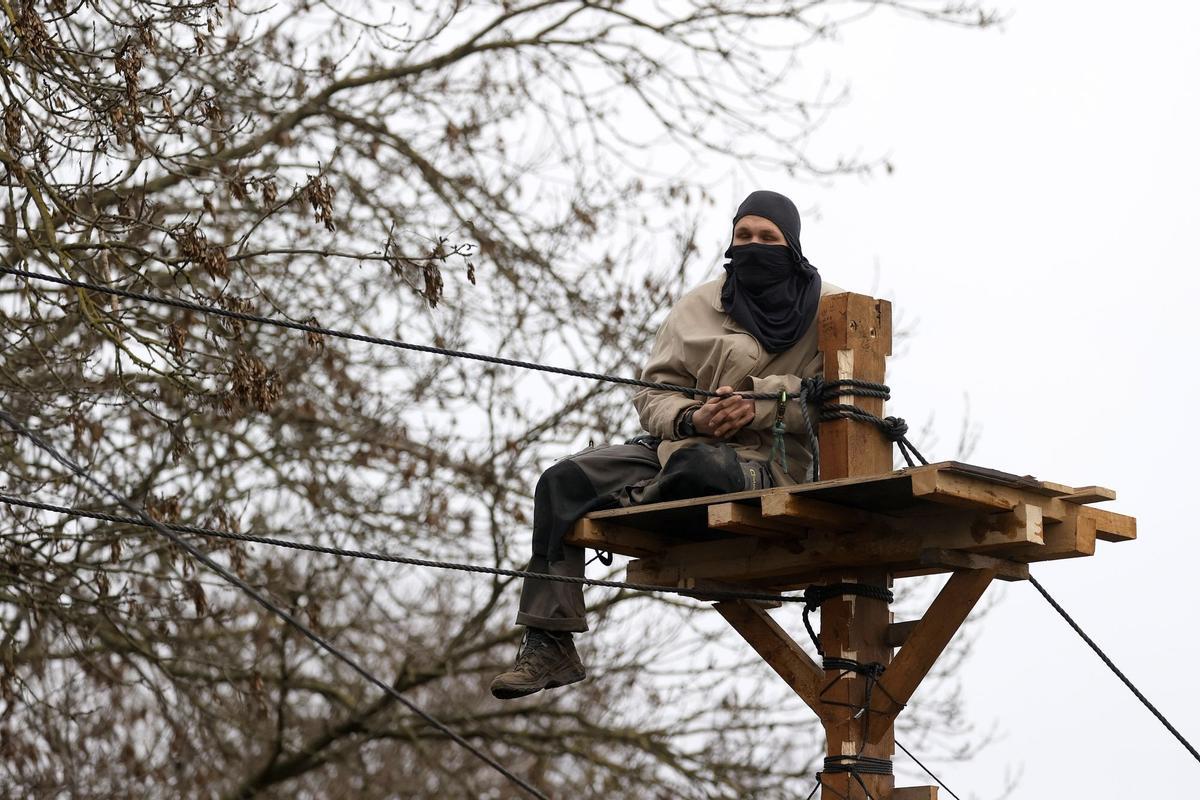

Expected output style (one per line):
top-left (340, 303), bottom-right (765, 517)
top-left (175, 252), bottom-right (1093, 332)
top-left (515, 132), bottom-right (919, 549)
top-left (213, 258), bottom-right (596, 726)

top-left (720, 190), bottom-right (822, 353)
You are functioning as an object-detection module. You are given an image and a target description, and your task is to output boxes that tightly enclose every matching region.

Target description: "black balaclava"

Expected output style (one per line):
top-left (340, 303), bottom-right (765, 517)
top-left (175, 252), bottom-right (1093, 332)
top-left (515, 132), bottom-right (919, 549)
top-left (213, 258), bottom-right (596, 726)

top-left (720, 190), bottom-right (822, 353)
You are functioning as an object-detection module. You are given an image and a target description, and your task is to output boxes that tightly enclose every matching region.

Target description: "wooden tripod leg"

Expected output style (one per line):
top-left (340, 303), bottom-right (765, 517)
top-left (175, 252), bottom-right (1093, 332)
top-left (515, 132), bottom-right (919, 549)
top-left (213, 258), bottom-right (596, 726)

top-left (713, 600), bottom-right (826, 719)
top-left (866, 568), bottom-right (996, 744)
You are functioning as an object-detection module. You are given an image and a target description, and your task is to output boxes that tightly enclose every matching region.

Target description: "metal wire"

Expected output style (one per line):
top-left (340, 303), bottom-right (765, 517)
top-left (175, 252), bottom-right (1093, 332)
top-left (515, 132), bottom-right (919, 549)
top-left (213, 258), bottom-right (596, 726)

top-left (0, 408), bottom-right (551, 800)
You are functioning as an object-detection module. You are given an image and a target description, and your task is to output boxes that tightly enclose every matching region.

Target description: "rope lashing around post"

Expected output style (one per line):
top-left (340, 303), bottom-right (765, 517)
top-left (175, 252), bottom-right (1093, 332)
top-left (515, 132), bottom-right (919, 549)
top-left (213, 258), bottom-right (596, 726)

top-left (0, 493), bottom-right (808, 606)
top-left (819, 657), bottom-right (906, 756)
top-left (801, 582), bottom-right (895, 658)
top-left (806, 755), bottom-right (895, 800)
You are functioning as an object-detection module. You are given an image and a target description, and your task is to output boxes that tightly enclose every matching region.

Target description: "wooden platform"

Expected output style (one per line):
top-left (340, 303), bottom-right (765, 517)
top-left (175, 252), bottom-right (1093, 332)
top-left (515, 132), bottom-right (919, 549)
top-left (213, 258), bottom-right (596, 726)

top-left (565, 461), bottom-right (1135, 592)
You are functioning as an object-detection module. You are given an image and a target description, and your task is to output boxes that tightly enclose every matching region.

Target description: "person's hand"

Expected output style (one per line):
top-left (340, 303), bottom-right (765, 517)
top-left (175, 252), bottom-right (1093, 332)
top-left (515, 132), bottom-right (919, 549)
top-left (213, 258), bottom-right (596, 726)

top-left (692, 386), bottom-right (755, 439)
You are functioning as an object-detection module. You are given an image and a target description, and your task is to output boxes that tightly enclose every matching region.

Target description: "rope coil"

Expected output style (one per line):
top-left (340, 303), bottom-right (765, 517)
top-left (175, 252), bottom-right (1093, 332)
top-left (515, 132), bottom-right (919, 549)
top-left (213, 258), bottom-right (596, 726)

top-left (802, 582), bottom-right (894, 658)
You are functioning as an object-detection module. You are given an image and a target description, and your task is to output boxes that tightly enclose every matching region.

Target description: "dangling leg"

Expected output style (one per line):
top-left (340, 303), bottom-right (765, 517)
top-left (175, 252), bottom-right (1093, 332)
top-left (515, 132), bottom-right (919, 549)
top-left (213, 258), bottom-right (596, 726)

top-left (491, 442), bottom-right (661, 699)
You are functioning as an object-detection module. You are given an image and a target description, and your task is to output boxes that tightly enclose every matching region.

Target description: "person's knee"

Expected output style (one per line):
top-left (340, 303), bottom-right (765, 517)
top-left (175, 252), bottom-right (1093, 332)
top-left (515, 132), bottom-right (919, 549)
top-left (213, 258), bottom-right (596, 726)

top-left (536, 458), bottom-right (580, 495)
top-left (660, 442), bottom-right (745, 495)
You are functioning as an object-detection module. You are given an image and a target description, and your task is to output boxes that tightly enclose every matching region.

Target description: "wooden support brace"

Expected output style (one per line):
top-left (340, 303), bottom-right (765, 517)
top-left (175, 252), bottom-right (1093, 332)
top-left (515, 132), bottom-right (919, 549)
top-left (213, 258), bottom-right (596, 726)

top-left (712, 600), bottom-right (825, 719)
top-left (919, 548), bottom-right (1030, 581)
top-left (866, 568), bottom-right (996, 744)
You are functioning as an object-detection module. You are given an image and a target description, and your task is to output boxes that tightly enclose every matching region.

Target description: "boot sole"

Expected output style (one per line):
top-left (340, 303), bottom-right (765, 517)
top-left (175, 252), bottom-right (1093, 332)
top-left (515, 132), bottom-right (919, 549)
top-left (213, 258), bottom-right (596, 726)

top-left (490, 667), bottom-right (586, 700)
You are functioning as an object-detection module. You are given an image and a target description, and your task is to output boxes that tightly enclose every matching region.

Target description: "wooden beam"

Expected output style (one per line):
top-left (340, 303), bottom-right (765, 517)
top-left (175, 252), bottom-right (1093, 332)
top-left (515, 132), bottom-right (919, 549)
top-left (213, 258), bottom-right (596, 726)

top-left (624, 505), bottom-right (1041, 586)
top-left (707, 502), bottom-right (796, 537)
top-left (564, 518), bottom-right (673, 559)
top-left (713, 600), bottom-right (825, 718)
top-left (894, 788), bottom-right (938, 800)
top-left (1062, 485), bottom-right (1117, 504)
top-left (919, 548), bottom-right (1030, 581)
top-left (867, 569), bottom-right (995, 743)
top-left (816, 294), bottom-right (894, 800)
top-left (758, 492), bottom-right (874, 531)
top-left (818, 293), bottom-right (893, 480)
top-left (1084, 506), bottom-right (1137, 542)
top-left (1005, 508), bottom-right (1096, 563)
top-left (886, 620), bottom-right (920, 648)
top-left (910, 469), bottom-right (1069, 523)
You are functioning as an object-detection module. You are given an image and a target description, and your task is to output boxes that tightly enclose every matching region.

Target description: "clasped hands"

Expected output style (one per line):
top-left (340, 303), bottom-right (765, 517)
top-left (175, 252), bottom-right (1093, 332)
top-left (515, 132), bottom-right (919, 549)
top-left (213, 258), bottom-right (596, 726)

top-left (692, 385), bottom-right (756, 439)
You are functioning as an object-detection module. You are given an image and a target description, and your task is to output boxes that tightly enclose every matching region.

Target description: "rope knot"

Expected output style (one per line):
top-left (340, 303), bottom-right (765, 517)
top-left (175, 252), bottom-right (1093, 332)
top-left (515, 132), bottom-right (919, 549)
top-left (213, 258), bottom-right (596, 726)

top-left (881, 415), bottom-right (909, 441)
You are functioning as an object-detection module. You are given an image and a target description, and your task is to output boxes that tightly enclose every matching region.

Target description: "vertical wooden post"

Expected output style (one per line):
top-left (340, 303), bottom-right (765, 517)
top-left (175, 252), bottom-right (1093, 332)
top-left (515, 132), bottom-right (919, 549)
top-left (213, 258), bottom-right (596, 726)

top-left (816, 293), bottom-right (896, 800)
top-left (817, 293), bottom-right (893, 477)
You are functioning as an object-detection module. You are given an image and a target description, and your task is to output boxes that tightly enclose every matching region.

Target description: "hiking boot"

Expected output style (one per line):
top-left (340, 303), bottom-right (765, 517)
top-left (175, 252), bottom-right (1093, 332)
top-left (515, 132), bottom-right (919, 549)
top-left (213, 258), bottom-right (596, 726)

top-left (489, 628), bottom-right (586, 700)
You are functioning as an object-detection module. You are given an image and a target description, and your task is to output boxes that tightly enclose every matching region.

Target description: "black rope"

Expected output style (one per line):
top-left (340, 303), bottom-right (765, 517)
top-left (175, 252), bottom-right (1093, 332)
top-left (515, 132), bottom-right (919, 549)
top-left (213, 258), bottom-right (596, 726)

top-left (1, 267), bottom-right (929, 469)
top-left (802, 583), bottom-right (895, 657)
top-left (816, 755), bottom-right (894, 800)
top-left (805, 740), bottom-right (958, 800)
top-left (818, 403), bottom-right (928, 468)
top-left (0, 266), bottom-right (779, 402)
top-left (1029, 576), bottom-right (1200, 764)
top-left (818, 657), bottom-right (904, 757)
top-left (0, 493), bottom-right (809, 606)
top-left (0, 409), bottom-right (550, 800)
top-left (895, 739), bottom-right (963, 800)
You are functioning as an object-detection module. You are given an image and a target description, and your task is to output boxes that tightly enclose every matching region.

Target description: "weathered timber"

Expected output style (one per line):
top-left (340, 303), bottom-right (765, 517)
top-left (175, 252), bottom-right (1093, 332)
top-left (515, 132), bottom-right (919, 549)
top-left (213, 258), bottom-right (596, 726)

top-left (816, 294), bottom-right (895, 800)
top-left (564, 518), bottom-right (681, 559)
top-left (893, 788), bottom-right (938, 800)
top-left (625, 505), bottom-right (1041, 586)
top-left (707, 503), bottom-right (797, 537)
top-left (919, 548), bottom-right (1030, 581)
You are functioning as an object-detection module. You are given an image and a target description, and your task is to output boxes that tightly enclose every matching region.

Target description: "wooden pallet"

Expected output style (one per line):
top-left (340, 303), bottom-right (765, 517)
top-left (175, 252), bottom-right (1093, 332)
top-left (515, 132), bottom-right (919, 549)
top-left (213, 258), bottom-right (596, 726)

top-left (564, 460), bottom-right (1135, 592)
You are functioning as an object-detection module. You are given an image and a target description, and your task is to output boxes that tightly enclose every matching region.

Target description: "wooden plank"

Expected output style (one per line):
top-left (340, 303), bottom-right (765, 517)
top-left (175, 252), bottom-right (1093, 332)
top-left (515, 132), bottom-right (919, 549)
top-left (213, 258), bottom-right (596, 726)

top-left (920, 548), bottom-right (1030, 581)
top-left (910, 469), bottom-right (1069, 523)
top-left (886, 620), bottom-right (920, 648)
top-left (624, 505), bottom-right (1041, 586)
top-left (894, 788), bottom-right (938, 800)
top-left (563, 518), bottom-right (675, 559)
top-left (1005, 508), bottom-right (1096, 563)
top-left (583, 468), bottom-right (925, 528)
top-left (1084, 506), bottom-right (1137, 542)
top-left (707, 503), bottom-right (796, 538)
top-left (758, 492), bottom-right (875, 531)
top-left (867, 569), bottom-right (995, 744)
top-left (1062, 485), bottom-right (1117, 504)
top-left (713, 600), bottom-right (825, 718)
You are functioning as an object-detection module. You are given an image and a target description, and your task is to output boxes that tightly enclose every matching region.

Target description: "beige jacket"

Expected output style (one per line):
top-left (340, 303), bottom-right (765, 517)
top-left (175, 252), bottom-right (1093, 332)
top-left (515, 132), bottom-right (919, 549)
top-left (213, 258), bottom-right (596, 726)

top-left (632, 276), bottom-right (843, 486)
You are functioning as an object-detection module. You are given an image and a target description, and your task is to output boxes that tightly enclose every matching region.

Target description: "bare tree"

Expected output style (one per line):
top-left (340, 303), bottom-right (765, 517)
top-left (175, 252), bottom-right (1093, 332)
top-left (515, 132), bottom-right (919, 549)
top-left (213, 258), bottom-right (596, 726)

top-left (0, 2), bottom-right (999, 798)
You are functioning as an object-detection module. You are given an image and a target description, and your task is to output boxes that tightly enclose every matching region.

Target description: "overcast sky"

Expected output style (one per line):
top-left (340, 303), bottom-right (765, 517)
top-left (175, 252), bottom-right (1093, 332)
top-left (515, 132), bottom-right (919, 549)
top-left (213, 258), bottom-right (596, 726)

top-left (699, 2), bottom-right (1200, 796)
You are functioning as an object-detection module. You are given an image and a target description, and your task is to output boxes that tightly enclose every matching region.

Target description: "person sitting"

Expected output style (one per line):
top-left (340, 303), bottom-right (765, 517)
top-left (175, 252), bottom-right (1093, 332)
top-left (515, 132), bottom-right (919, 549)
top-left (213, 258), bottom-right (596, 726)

top-left (490, 190), bottom-right (842, 700)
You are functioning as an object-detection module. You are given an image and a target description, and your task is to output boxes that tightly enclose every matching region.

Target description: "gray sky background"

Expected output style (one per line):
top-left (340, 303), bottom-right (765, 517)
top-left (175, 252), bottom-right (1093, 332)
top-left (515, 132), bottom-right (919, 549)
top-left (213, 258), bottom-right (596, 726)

top-left (684, 2), bottom-right (1199, 796)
